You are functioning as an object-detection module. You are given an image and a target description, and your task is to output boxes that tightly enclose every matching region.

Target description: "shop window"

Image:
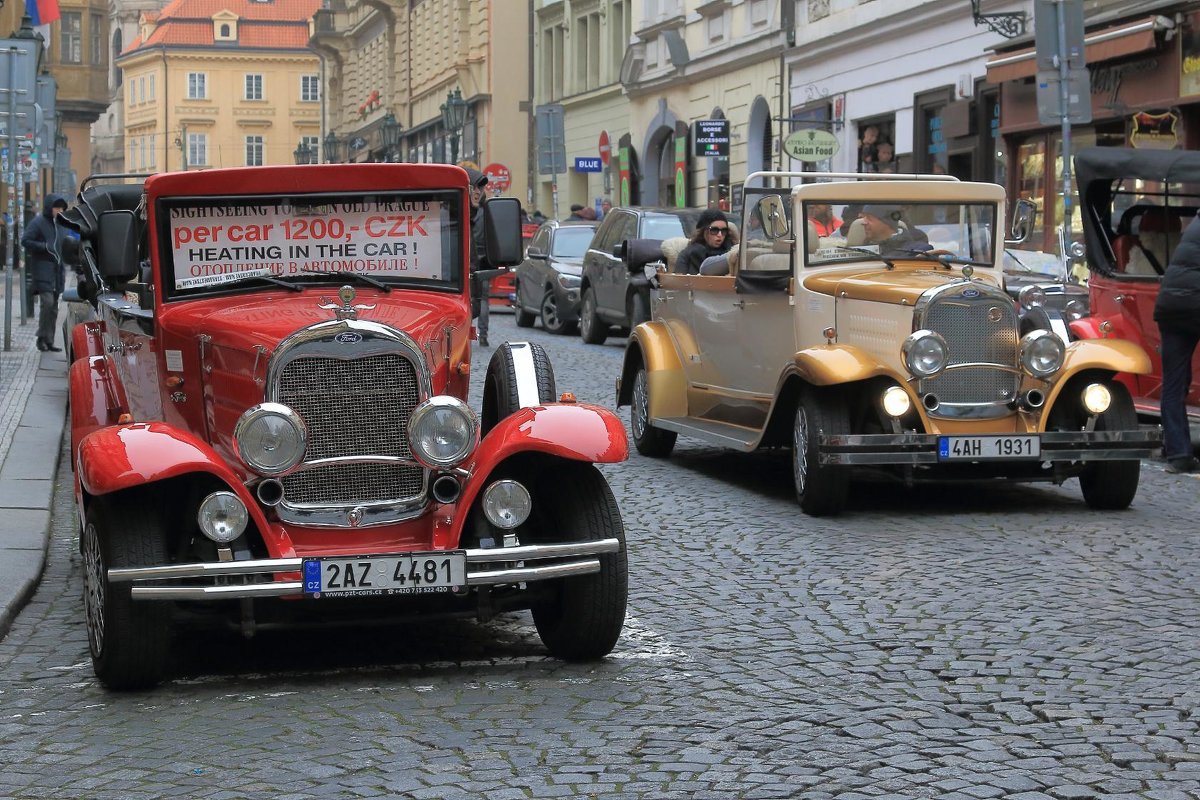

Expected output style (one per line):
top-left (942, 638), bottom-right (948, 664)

top-left (857, 118), bottom-right (895, 173)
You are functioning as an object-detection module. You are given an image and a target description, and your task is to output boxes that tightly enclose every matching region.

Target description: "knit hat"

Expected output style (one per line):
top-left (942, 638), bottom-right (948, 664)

top-left (861, 204), bottom-right (902, 226)
top-left (696, 208), bottom-right (728, 231)
top-left (464, 167), bottom-right (488, 188)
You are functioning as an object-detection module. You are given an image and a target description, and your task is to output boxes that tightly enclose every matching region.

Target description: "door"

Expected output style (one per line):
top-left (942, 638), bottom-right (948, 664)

top-left (595, 211), bottom-right (636, 319)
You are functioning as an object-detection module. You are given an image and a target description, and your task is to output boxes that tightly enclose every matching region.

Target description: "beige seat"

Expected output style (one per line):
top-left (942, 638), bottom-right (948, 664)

top-left (660, 237), bottom-right (689, 273)
top-left (807, 220), bottom-right (819, 255)
top-left (846, 218), bottom-right (867, 247)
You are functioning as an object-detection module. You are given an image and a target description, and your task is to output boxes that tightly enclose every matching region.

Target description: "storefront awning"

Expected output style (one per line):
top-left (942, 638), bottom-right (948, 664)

top-left (985, 15), bottom-right (1166, 84)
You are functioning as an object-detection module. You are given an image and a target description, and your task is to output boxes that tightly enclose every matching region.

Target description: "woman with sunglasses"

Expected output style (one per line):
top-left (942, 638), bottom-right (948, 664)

top-left (677, 209), bottom-right (738, 275)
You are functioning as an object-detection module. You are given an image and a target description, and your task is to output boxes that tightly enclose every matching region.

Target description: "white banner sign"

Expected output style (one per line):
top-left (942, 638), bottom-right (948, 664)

top-left (170, 199), bottom-right (445, 290)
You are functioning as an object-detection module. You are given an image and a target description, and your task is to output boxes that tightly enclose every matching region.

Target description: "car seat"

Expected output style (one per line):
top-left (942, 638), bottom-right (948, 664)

top-left (846, 218), bottom-right (867, 247)
top-left (1127, 207), bottom-right (1181, 276)
top-left (660, 237), bottom-right (689, 273)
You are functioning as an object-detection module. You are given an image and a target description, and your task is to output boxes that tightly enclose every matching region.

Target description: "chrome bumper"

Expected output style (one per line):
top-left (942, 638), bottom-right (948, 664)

top-left (108, 539), bottom-right (621, 601)
top-left (820, 429), bottom-right (1161, 466)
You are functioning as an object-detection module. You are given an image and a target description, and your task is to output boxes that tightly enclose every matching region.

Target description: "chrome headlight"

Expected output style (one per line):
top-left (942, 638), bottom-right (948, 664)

top-left (902, 330), bottom-right (949, 379)
top-left (408, 396), bottom-right (478, 469)
top-left (1019, 329), bottom-right (1065, 378)
top-left (482, 480), bottom-right (532, 529)
top-left (1018, 285), bottom-right (1046, 308)
top-left (1063, 299), bottom-right (1087, 321)
top-left (198, 491), bottom-right (248, 544)
top-left (234, 403), bottom-right (307, 476)
top-left (556, 273), bottom-right (581, 289)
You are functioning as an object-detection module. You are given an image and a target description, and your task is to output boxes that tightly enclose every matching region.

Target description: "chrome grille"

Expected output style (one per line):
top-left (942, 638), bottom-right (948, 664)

top-left (277, 353), bottom-right (424, 504)
top-left (918, 291), bottom-right (1019, 416)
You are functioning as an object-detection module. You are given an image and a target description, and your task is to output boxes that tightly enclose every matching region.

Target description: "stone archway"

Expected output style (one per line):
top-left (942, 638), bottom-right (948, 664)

top-left (642, 98), bottom-right (679, 207)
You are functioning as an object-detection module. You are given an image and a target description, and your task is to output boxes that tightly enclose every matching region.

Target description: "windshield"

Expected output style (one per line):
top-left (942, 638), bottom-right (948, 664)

top-left (642, 215), bottom-right (690, 240)
top-left (1004, 249), bottom-right (1065, 278)
top-left (551, 226), bottom-right (595, 258)
top-left (158, 190), bottom-right (463, 301)
top-left (802, 200), bottom-right (997, 267)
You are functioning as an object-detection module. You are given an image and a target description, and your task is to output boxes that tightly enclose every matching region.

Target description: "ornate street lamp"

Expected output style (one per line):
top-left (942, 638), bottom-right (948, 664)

top-left (293, 142), bottom-right (314, 165)
top-left (380, 112), bottom-right (402, 162)
top-left (439, 88), bottom-right (468, 164)
top-left (323, 131), bottom-right (343, 164)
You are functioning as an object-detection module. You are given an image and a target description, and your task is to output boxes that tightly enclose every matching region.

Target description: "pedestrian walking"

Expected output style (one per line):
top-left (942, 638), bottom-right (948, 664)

top-left (21, 194), bottom-right (68, 352)
top-left (465, 167), bottom-right (492, 347)
top-left (1153, 212), bottom-right (1200, 473)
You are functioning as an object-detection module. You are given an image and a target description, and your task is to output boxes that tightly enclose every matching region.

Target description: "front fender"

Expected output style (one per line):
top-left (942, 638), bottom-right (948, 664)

top-left (1070, 314), bottom-right (1137, 343)
top-left (70, 355), bottom-right (125, 457)
top-left (617, 322), bottom-right (686, 418)
top-left (1060, 337), bottom-right (1151, 377)
top-left (451, 403), bottom-right (628, 540)
top-left (792, 344), bottom-right (894, 386)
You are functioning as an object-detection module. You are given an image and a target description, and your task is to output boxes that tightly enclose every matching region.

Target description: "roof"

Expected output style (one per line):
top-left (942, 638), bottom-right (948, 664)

top-left (124, 0), bottom-right (319, 54)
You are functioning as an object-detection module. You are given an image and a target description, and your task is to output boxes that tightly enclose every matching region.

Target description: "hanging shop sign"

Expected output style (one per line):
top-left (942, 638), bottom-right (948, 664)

top-left (1130, 109), bottom-right (1179, 149)
top-left (782, 129), bottom-right (840, 162)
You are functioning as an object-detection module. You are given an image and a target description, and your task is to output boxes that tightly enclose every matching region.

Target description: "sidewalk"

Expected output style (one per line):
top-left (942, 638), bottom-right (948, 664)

top-left (0, 275), bottom-right (68, 640)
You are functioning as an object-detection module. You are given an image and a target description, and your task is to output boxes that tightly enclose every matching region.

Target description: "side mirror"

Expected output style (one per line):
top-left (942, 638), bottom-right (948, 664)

top-left (482, 197), bottom-right (522, 266)
top-left (526, 246), bottom-right (548, 260)
top-left (758, 195), bottom-right (791, 239)
top-left (1006, 198), bottom-right (1037, 244)
top-left (97, 210), bottom-right (139, 284)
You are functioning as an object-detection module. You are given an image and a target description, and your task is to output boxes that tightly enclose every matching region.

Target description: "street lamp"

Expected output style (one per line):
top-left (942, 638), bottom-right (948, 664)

top-left (439, 88), bottom-right (468, 165)
top-left (323, 131), bottom-right (342, 163)
top-left (293, 142), bottom-right (315, 165)
top-left (380, 112), bottom-right (402, 162)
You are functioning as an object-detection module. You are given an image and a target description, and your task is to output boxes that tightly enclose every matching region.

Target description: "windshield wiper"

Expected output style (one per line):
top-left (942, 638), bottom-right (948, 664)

top-left (207, 272), bottom-right (303, 292)
top-left (825, 244), bottom-right (896, 268)
top-left (299, 268), bottom-right (392, 293)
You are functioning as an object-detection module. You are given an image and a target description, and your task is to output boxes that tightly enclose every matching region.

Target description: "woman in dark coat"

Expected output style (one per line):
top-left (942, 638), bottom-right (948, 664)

top-left (1153, 213), bottom-right (1200, 472)
top-left (677, 209), bottom-right (738, 275)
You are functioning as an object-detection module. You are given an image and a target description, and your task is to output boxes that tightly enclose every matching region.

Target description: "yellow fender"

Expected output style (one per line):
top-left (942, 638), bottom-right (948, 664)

top-left (618, 322), bottom-right (687, 419)
top-left (1041, 338), bottom-right (1153, 413)
top-left (791, 344), bottom-right (894, 386)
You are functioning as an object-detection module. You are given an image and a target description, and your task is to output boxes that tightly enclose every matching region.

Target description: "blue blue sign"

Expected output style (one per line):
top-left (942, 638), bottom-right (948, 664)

top-left (575, 157), bottom-right (602, 173)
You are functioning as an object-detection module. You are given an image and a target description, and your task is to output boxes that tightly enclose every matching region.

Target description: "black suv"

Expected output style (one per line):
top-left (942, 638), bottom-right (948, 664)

top-left (578, 206), bottom-right (700, 344)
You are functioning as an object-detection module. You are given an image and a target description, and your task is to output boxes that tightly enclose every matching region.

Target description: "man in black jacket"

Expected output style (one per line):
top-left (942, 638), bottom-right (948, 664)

top-left (21, 194), bottom-right (68, 352)
top-left (465, 167), bottom-right (491, 347)
top-left (1153, 212), bottom-right (1200, 472)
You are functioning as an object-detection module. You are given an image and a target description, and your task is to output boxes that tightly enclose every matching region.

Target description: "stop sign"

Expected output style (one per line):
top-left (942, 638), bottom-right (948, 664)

top-left (483, 162), bottom-right (511, 192)
top-left (598, 130), bottom-right (611, 166)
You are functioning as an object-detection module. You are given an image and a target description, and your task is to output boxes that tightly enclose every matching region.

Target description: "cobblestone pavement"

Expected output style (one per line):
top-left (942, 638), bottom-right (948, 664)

top-left (2, 311), bottom-right (1200, 799)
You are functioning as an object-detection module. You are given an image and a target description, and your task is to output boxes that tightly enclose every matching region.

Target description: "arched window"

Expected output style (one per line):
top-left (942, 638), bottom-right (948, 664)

top-left (220, 23), bottom-right (230, 37)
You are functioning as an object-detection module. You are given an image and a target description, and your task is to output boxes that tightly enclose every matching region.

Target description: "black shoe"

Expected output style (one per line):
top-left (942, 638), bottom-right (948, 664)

top-left (1165, 457), bottom-right (1198, 474)
top-left (35, 338), bottom-right (47, 352)
top-left (479, 335), bottom-right (489, 347)
top-left (45, 342), bottom-right (62, 352)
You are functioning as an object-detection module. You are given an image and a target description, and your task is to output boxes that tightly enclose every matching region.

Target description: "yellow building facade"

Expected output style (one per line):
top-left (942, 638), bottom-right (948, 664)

top-left (117, 0), bottom-right (321, 171)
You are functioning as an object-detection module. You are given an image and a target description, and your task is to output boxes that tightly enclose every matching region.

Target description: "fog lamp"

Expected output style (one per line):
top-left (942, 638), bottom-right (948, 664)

top-left (882, 386), bottom-right (911, 418)
top-left (1082, 382), bottom-right (1112, 415)
top-left (234, 403), bottom-right (307, 476)
top-left (408, 396), bottom-right (478, 468)
top-left (198, 491), bottom-right (249, 544)
top-left (902, 330), bottom-right (949, 378)
top-left (482, 480), bottom-right (532, 529)
top-left (1019, 329), bottom-right (1065, 378)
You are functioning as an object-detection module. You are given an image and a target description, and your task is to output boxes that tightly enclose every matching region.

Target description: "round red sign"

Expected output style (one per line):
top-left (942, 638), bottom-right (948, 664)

top-left (483, 162), bottom-right (511, 192)
top-left (598, 130), bottom-right (611, 166)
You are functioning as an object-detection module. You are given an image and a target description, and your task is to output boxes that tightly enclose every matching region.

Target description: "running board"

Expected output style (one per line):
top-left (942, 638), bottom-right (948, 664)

top-left (653, 417), bottom-right (761, 451)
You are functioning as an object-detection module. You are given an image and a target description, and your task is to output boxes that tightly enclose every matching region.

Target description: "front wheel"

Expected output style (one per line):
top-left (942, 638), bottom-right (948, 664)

top-left (481, 341), bottom-right (556, 435)
top-left (793, 387), bottom-right (850, 516)
top-left (630, 363), bottom-right (676, 457)
top-left (1079, 381), bottom-right (1141, 510)
top-left (82, 500), bottom-right (171, 690)
top-left (541, 290), bottom-right (575, 335)
top-left (579, 288), bottom-right (608, 344)
top-left (515, 306), bottom-right (537, 328)
top-left (531, 462), bottom-right (628, 660)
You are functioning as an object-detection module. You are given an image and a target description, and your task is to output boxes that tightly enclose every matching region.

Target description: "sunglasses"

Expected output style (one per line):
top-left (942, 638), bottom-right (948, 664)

top-left (706, 226), bottom-right (729, 234)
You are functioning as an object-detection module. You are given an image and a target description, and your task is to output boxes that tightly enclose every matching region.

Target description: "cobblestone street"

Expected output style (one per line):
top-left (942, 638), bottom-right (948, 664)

top-left (1, 312), bottom-right (1199, 799)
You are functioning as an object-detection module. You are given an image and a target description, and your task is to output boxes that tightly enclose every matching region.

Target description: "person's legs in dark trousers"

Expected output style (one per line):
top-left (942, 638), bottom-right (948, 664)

top-left (1159, 325), bottom-right (1199, 468)
top-left (35, 289), bottom-right (60, 351)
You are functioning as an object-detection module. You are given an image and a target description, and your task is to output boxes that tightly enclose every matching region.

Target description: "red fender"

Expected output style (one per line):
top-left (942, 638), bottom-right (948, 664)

top-left (76, 422), bottom-right (271, 538)
top-left (70, 356), bottom-right (124, 456)
top-left (448, 403), bottom-right (628, 541)
top-left (1070, 314), bottom-right (1138, 343)
top-left (70, 319), bottom-right (104, 362)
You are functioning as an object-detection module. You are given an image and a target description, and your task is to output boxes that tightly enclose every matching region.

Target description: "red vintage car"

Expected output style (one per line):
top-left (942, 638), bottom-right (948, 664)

top-left (1071, 147), bottom-right (1200, 422)
top-left (62, 165), bottom-right (629, 690)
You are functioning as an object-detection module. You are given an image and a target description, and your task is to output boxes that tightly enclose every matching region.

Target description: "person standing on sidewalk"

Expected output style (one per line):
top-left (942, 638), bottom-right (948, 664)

top-left (465, 167), bottom-right (492, 347)
top-left (21, 194), bottom-right (68, 352)
top-left (1153, 212), bottom-right (1200, 473)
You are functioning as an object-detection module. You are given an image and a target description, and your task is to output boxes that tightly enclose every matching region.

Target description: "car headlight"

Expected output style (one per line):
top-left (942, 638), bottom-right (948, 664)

top-left (234, 403), bottom-right (307, 476)
top-left (1082, 382), bottom-right (1111, 414)
top-left (1063, 299), bottom-right (1087, 321)
top-left (408, 396), bottom-right (478, 469)
top-left (482, 480), bottom-right (532, 529)
top-left (1018, 285), bottom-right (1046, 308)
top-left (902, 330), bottom-right (949, 378)
top-left (556, 273), bottom-right (581, 289)
top-left (1019, 329), bottom-right (1065, 378)
top-left (198, 491), bottom-right (248, 544)
top-left (881, 385), bottom-right (912, 418)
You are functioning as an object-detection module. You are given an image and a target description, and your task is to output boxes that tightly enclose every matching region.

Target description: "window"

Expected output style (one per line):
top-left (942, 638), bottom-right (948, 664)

top-left (149, 133), bottom-right (156, 168)
top-left (187, 132), bottom-right (207, 167)
top-left (149, 74), bottom-right (155, 101)
top-left (245, 135), bottom-right (264, 166)
top-left (139, 137), bottom-right (146, 171)
top-left (542, 24), bottom-right (564, 100)
top-left (610, 1), bottom-right (628, 84)
top-left (747, 0), bottom-right (769, 27)
top-left (138, 76), bottom-right (145, 104)
top-left (573, 12), bottom-right (600, 92)
top-left (90, 13), bottom-right (102, 65)
top-left (187, 72), bottom-right (206, 99)
top-left (706, 12), bottom-right (727, 43)
top-left (129, 139), bottom-right (136, 170)
top-left (220, 23), bottom-right (230, 37)
top-left (244, 74), bottom-right (263, 101)
top-left (61, 13), bottom-right (82, 64)
top-left (300, 74), bottom-right (319, 102)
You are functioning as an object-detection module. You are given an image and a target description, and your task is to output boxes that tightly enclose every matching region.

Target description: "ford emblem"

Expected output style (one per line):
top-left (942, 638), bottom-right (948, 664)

top-left (334, 332), bottom-right (362, 344)
top-left (961, 288), bottom-right (980, 298)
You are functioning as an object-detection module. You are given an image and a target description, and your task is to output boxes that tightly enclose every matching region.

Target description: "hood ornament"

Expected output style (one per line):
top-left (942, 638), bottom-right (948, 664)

top-left (319, 285), bottom-right (377, 320)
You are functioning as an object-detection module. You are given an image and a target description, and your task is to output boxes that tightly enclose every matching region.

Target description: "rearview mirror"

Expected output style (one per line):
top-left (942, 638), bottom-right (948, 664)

top-left (482, 197), bottom-right (523, 266)
top-left (1006, 199), bottom-right (1036, 244)
top-left (758, 195), bottom-right (791, 239)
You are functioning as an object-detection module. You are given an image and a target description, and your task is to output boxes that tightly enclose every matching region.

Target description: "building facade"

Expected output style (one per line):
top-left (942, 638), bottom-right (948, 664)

top-left (117, 0), bottom-right (322, 172)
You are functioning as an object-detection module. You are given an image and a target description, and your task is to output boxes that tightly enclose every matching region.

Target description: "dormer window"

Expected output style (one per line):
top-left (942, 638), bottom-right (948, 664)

top-left (219, 23), bottom-right (230, 37)
top-left (213, 11), bottom-right (238, 42)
